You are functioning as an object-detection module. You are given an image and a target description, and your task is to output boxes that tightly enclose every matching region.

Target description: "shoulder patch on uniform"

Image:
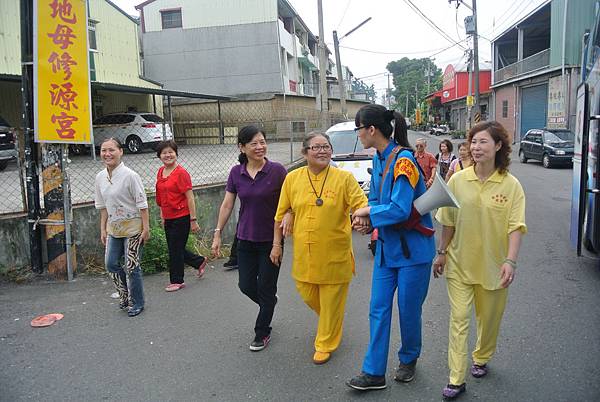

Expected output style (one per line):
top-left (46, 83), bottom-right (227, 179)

top-left (393, 157), bottom-right (419, 188)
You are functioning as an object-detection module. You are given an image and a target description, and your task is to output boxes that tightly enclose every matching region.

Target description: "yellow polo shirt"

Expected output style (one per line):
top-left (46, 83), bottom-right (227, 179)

top-left (275, 166), bottom-right (368, 284)
top-left (435, 166), bottom-right (527, 290)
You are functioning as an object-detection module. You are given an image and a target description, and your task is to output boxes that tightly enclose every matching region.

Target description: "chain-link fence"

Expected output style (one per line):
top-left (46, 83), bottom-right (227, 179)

top-left (0, 93), bottom-right (350, 215)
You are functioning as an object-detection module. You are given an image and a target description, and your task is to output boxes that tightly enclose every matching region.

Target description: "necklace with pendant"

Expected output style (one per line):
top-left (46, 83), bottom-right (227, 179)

top-left (307, 166), bottom-right (330, 206)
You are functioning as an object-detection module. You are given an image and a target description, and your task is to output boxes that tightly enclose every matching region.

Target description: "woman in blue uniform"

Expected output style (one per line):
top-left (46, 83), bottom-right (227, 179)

top-left (347, 104), bottom-right (435, 391)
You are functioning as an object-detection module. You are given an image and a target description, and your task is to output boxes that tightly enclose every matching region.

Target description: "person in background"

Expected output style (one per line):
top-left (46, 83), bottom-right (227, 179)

top-left (346, 105), bottom-right (435, 391)
top-left (414, 138), bottom-right (437, 188)
top-left (155, 140), bottom-right (208, 292)
top-left (445, 141), bottom-right (473, 182)
top-left (223, 233), bottom-right (238, 270)
top-left (212, 125), bottom-right (287, 352)
top-left (434, 121), bottom-right (527, 399)
top-left (273, 132), bottom-right (368, 365)
top-left (94, 138), bottom-right (149, 317)
top-left (436, 139), bottom-right (457, 180)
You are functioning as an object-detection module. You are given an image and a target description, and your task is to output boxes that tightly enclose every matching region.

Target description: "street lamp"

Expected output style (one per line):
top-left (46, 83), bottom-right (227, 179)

top-left (333, 17), bottom-right (372, 118)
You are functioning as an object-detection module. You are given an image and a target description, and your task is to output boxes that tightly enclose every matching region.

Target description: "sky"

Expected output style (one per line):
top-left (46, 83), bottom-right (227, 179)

top-left (111, 0), bottom-right (549, 97)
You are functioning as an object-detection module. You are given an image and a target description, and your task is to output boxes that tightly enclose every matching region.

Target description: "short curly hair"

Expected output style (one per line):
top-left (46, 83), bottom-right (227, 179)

top-left (155, 140), bottom-right (178, 158)
top-left (467, 121), bottom-right (511, 174)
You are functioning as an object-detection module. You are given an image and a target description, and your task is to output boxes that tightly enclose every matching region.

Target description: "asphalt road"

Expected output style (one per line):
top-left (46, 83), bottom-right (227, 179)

top-left (1, 131), bottom-right (599, 401)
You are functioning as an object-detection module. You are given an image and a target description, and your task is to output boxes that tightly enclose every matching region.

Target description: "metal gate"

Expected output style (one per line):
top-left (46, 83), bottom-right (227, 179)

top-left (520, 84), bottom-right (548, 138)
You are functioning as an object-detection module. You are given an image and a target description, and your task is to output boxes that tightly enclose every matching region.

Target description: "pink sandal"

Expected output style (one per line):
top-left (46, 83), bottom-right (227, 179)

top-left (165, 283), bottom-right (185, 292)
top-left (196, 257), bottom-right (208, 278)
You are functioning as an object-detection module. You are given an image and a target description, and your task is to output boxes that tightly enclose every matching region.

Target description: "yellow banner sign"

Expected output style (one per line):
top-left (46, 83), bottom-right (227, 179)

top-left (34, 0), bottom-right (92, 143)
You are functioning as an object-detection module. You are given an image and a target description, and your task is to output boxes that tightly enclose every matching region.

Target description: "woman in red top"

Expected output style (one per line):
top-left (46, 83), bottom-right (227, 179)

top-left (155, 140), bottom-right (207, 291)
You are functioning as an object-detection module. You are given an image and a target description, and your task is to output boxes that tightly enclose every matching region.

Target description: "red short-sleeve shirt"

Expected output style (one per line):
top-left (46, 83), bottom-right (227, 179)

top-left (155, 165), bottom-right (193, 219)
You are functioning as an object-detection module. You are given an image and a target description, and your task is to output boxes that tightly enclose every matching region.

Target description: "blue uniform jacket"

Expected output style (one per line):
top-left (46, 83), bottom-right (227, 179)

top-left (369, 142), bottom-right (436, 268)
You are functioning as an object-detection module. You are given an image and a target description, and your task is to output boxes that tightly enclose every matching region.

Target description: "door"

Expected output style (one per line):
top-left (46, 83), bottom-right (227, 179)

top-left (520, 84), bottom-right (548, 139)
top-left (531, 132), bottom-right (544, 159)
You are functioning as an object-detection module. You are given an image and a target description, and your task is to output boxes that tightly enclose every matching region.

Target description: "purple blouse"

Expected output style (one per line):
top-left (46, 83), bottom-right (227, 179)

top-left (226, 159), bottom-right (287, 242)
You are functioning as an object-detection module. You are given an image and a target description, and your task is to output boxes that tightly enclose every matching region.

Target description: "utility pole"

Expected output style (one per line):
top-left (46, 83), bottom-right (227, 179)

top-left (450, 0), bottom-right (481, 122)
top-left (333, 31), bottom-right (347, 117)
top-left (333, 17), bottom-right (371, 118)
top-left (426, 62), bottom-right (432, 124)
top-left (406, 91), bottom-right (409, 116)
top-left (20, 0), bottom-right (43, 273)
top-left (317, 0), bottom-right (329, 130)
top-left (467, 49), bottom-right (473, 130)
top-left (472, 0), bottom-right (481, 120)
top-left (386, 74), bottom-right (392, 109)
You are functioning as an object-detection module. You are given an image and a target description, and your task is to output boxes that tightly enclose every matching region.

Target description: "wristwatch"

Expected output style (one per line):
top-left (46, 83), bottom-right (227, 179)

top-left (436, 249), bottom-right (447, 255)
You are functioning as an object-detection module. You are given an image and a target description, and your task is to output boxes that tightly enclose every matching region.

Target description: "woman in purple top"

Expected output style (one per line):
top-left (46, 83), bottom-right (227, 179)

top-left (211, 125), bottom-right (287, 352)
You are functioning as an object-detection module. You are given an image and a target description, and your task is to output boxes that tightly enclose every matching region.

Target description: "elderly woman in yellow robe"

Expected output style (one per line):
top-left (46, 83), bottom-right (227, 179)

top-left (271, 132), bottom-right (368, 365)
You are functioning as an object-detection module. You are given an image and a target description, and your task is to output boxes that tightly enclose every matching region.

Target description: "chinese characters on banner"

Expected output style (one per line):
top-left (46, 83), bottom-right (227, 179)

top-left (34, 0), bottom-right (91, 143)
top-left (547, 76), bottom-right (567, 129)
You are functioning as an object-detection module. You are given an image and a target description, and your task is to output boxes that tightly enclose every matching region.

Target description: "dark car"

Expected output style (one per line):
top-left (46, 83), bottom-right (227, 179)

top-left (519, 128), bottom-right (574, 168)
top-left (0, 116), bottom-right (18, 171)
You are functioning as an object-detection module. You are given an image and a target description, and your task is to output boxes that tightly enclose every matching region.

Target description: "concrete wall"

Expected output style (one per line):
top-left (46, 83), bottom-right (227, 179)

top-left (141, 21), bottom-right (282, 95)
top-left (140, 0), bottom-right (277, 32)
top-left (494, 84), bottom-right (518, 140)
top-left (0, 184), bottom-right (238, 272)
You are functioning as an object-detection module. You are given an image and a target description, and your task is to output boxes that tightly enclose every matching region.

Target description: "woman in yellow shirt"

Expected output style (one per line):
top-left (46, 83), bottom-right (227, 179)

top-left (273, 132), bottom-right (368, 365)
top-left (434, 121), bottom-right (527, 399)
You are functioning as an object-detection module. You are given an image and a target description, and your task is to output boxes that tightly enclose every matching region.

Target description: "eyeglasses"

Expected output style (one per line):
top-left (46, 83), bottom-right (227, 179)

top-left (247, 140), bottom-right (266, 148)
top-left (354, 125), bottom-right (368, 132)
top-left (306, 144), bottom-right (332, 152)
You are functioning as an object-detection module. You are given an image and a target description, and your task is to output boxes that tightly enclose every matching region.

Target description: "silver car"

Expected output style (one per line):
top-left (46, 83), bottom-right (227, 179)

top-left (93, 112), bottom-right (174, 154)
top-left (0, 116), bottom-right (17, 171)
top-left (77, 112), bottom-right (174, 154)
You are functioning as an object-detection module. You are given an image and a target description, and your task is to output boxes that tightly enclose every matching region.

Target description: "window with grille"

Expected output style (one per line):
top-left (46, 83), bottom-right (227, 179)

top-left (292, 121), bottom-right (306, 133)
top-left (502, 100), bottom-right (508, 118)
top-left (161, 9), bottom-right (182, 29)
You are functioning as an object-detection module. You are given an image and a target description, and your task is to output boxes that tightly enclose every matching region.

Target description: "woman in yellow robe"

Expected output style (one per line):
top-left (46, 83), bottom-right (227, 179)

top-left (272, 132), bottom-right (368, 365)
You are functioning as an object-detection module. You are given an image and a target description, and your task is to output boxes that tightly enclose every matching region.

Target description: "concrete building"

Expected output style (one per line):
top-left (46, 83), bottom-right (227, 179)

top-left (490, 0), bottom-right (597, 140)
top-left (425, 62), bottom-right (492, 131)
top-left (135, 0), bottom-right (359, 100)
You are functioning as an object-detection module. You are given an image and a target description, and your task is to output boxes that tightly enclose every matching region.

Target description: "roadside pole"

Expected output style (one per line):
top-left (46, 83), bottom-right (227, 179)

top-left (333, 17), bottom-right (371, 118)
top-left (20, 0), bottom-right (43, 273)
top-left (333, 30), bottom-right (347, 118)
top-left (472, 0), bottom-right (481, 120)
top-left (317, 0), bottom-right (329, 130)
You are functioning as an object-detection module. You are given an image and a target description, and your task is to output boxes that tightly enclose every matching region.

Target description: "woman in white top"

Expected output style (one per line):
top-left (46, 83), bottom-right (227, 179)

top-left (94, 138), bottom-right (149, 317)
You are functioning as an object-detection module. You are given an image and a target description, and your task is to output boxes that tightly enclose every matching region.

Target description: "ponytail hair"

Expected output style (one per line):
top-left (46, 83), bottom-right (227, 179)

top-left (237, 125), bottom-right (266, 164)
top-left (355, 104), bottom-right (411, 149)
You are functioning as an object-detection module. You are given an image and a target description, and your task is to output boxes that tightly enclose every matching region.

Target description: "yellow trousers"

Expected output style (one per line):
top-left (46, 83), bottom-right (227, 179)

top-left (295, 281), bottom-right (350, 353)
top-left (446, 278), bottom-right (508, 385)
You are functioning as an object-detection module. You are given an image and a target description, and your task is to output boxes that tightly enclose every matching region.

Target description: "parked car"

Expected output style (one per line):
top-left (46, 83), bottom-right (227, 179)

top-left (430, 124), bottom-right (449, 136)
top-left (519, 128), bottom-right (574, 168)
top-left (0, 116), bottom-right (18, 171)
top-left (69, 112), bottom-right (174, 155)
top-left (326, 121), bottom-right (375, 193)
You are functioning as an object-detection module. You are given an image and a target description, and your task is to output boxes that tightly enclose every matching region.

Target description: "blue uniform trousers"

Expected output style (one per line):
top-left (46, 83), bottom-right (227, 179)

top-left (362, 262), bottom-right (431, 376)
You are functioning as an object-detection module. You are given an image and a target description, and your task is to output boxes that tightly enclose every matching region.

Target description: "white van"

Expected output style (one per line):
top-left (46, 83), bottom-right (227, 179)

top-left (326, 121), bottom-right (375, 193)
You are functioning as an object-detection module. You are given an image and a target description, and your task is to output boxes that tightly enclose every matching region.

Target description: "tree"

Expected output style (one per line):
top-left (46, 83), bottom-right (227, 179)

top-left (386, 58), bottom-right (441, 119)
top-left (351, 78), bottom-right (376, 103)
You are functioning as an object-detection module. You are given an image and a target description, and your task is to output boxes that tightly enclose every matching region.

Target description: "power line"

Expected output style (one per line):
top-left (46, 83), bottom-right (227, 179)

top-left (339, 38), bottom-right (469, 56)
top-left (336, 0), bottom-right (353, 30)
top-left (402, 0), bottom-right (467, 50)
top-left (486, 0), bottom-right (536, 37)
